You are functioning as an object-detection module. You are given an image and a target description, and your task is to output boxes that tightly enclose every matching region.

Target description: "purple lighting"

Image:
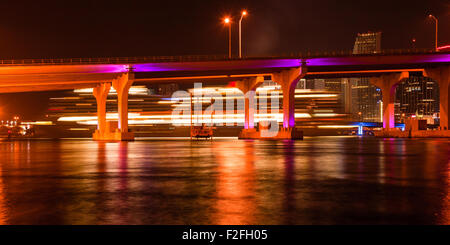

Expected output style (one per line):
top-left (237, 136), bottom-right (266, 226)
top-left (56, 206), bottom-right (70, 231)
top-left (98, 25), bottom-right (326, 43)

top-left (123, 53), bottom-right (450, 74)
top-left (132, 59), bottom-right (303, 73)
top-left (86, 65), bottom-right (130, 73)
top-left (20, 53), bottom-right (445, 76)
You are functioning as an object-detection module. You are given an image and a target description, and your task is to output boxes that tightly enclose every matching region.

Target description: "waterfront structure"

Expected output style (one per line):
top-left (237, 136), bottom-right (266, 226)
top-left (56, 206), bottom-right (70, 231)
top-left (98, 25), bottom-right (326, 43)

top-left (351, 78), bottom-right (383, 122)
top-left (395, 76), bottom-right (439, 124)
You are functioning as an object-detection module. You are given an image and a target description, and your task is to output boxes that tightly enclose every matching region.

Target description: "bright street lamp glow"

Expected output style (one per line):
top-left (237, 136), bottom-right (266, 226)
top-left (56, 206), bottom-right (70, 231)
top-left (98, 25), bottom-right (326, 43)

top-left (428, 14), bottom-right (438, 51)
top-left (223, 17), bottom-right (232, 58)
top-left (239, 10), bottom-right (248, 59)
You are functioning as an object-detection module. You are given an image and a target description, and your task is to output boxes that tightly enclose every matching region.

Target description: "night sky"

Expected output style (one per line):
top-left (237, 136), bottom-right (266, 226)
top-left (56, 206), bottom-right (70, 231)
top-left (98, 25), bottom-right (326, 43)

top-left (0, 0), bottom-right (449, 120)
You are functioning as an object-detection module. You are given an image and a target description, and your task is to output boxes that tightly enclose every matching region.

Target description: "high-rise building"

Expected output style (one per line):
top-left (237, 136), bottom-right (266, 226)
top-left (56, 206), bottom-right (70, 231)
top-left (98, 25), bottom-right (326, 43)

top-left (353, 32), bottom-right (382, 54)
top-left (395, 76), bottom-right (439, 124)
top-left (351, 79), bottom-right (383, 122)
top-left (351, 32), bottom-right (383, 122)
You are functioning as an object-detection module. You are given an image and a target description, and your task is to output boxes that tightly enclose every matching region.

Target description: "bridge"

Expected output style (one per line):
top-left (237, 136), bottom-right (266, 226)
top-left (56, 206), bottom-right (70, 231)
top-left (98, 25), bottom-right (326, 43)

top-left (0, 50), bottom-right (449, 140)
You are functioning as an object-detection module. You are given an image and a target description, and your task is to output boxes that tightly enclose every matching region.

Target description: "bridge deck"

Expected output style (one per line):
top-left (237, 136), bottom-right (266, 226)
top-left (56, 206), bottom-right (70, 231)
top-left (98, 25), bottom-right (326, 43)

top-left (0, 50), bottom-right (448, 93)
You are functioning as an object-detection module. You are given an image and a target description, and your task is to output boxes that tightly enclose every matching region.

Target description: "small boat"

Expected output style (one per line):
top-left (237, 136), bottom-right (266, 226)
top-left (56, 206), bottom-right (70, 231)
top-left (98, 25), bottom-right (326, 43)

top-left (189, 93), bottom-right (214, 140)
top-left (190, 125), bottom-right (213, 140)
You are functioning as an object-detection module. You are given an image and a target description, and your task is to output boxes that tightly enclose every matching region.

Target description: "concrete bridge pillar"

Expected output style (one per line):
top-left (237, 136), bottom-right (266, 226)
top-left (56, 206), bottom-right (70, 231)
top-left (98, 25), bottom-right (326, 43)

top-left (370, 72), bottom-right (409, 129)
top-left (235, 76), bottom-right (264, 129)
top-left (425, 66), bottom-right (450, 130)
top-left (92, 83), bottom-right (111, 140)
top-left (272, 66), bottom-right (307, 129)
top-left (112, 72), bottom-right (135, 140)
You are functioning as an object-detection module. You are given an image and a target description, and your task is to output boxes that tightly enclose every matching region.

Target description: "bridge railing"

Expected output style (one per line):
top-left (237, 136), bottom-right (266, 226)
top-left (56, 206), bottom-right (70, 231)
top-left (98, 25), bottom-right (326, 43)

top-left (0, 55), bottom-right (233, 65)
top-left (278, 48), bottom-right (437, 58)
top-left (0, 48), bottom-right (440, 65)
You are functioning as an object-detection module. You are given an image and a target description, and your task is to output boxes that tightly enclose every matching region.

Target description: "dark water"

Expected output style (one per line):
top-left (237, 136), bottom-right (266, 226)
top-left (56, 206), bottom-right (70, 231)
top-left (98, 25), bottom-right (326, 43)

top-left (0, 136), bottom-right (448, 225)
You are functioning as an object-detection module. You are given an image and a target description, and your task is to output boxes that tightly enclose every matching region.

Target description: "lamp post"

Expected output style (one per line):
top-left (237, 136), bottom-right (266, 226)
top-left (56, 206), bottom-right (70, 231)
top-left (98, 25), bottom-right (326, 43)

top-left (224, 17), bottom-right (231, 59)
top-left (239, 10), bottom-right (247, 59)
top-left (428, 14), bottom-right (438, 51)
top-left (411, 38), bottom-right (416, 49)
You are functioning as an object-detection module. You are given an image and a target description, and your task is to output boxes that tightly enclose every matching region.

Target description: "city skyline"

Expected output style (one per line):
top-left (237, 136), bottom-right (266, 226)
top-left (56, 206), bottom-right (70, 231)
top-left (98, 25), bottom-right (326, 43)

top-left (0, 0), bottom-right (450, 232)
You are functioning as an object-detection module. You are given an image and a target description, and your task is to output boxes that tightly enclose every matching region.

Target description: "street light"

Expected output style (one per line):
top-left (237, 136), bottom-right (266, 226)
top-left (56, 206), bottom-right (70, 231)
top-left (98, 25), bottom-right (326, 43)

top-left (239, 10), bottom-right (247, 59)
top-left (428, 14), bottom-right (438, 51)
top-left (224, 17), bottom-right (232, 59)
top-left (411, 38), bottom-right (416, 49)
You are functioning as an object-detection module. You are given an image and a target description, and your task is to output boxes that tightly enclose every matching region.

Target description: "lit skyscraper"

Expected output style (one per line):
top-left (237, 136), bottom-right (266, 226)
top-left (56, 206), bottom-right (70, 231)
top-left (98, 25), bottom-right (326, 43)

top-left (395, 76), bottom-right (439, 124)
top-left (353, 32), bottom-right (382, 54)
top-left (351, 32), bottom-right (383, 122)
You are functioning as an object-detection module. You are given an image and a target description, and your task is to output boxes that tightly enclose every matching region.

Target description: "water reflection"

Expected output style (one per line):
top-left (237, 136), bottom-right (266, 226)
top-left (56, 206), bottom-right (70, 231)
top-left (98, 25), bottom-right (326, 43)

top-left (438, 140), bottom-right (450, 225)
top-left (94, 142), bottom-right (108, 224)
top-left (0, 137), bottom-right (448, 224)
top-left (0, 156), bottom-right (5, 224)
top-left (112, 142), bottom-right (130, 223)
top-left (282, 140), bottom-right (296, 224)
top-left (444, 162), bottom-right (450, 225)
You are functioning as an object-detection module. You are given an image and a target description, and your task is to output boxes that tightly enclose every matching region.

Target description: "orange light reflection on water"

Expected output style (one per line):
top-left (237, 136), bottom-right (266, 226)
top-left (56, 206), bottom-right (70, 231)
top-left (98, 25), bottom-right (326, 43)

top-left (0, 163), bottom-right (5, 224)
top-left (213, 141), bottom-right (256, 225)
top-left (441, 145), bottom-right (450, 225)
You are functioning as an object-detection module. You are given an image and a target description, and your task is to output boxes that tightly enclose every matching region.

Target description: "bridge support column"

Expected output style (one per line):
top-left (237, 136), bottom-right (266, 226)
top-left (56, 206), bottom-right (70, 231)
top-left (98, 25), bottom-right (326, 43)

top-left (111, 72), bottom-right (135, 141)
top-left (235, 66), bottom-right (308, 140)
top-left (236, 76), bottom-right (264, 139)
top-left (370, 72), bottom-right (409, 130)
top-left (272, 66), bottom-right (307, 129)
top-left (93, 83), bottom-right (111, 140)
top-left (236, 76), bottom-right (264, 129)
top-left (244, 92), bottom-right (255, 129)
top-left (425, 66), bottom-right (450, 130)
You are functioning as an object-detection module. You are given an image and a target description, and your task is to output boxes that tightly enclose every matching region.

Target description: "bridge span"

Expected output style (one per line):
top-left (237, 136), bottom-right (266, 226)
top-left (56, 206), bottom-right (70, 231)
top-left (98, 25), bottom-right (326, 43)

top-left (0, 51), bottom-right (449, 140)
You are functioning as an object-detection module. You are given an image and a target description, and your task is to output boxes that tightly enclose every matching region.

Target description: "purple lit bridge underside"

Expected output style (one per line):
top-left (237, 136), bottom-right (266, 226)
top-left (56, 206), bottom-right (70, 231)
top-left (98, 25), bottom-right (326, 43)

top-left (0, 53), bottom-right (449, 78)
top-left (0, 52), bottom-right (448, 93)
top-left (0, 52), bottom-right (449, 140)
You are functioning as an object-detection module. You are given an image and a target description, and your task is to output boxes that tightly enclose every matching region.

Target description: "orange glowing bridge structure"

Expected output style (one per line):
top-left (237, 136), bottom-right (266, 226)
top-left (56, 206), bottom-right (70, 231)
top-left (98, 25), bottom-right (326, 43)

top-left (0, 50), bottom-right (449, 140)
